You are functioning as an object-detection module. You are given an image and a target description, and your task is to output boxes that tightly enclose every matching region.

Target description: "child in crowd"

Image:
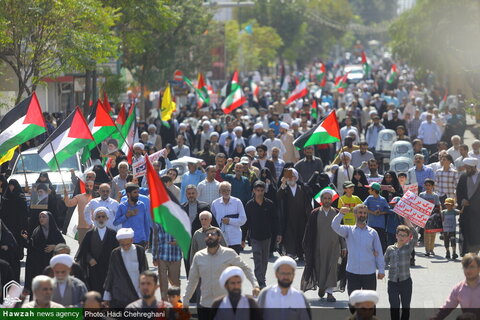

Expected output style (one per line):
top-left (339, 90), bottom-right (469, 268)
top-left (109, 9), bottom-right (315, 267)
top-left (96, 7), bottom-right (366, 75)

top-left (419, 179), bottom-right (442, 256)
top-left (167, 286), bottom-right (190, 320)
top-left (364, 182), bottom-right (390, 253)
top-left (441, 198), bottom-right (460, 260)
top-left (384, 217), bottom-right (418, 320)
top-left (397, 172), bottom-right (408, 193)
top-left (338, 181), bottom-right (363, 225)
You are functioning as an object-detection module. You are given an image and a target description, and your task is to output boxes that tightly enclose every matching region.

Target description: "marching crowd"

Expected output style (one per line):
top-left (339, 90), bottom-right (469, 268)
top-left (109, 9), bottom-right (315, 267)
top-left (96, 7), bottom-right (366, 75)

top-left (0, 53), bottom-right (479, 320)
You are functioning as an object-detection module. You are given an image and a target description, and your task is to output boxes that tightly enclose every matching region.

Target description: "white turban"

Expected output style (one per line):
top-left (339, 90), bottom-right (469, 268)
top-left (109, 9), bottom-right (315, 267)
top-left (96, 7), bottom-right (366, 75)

top-left (50, 254), bottom-right (74, 268)
top-left (133, 142), bottom-right (145, 150)
top-left (210, 132), bottom-right (219, 138)
top-left (273, 256), bottom-right (297, 272)
top-left (280, 122), bottom-right (290, 130)
top-left (93, 206), bottom-right (109, 218)
top-left (463, 157), bottom-right (478, 167)
top-left (253, 123), bottom-right (263, 130)
top-left (179, 123), bottom-right (187, 129)
top-left (203, 120), bottom-right (211, 127)
top-left (330, 164), bottom-right (339, 171)
top-left (245, 146), bottom-right (256, 153)
top-left (369, 110), bottom-right (378, 116)
top-left (148, 124), bottom-right (157, 131)
top-left (320, 188), bottom-right (335, 198)
top-left (349, 290), bottom-right (379, 305)
top-left (290, 168), bottom-right (299, 179)
top-left (234, 126), bottom-right (243, 133)
top-left (291, 119), bottom-right (301, 126)
top-left (219, 266), bottom-right (245, 287)
top-left (341, 152), bottom-right (352, 160)
top-left (116, 228), bottom-right (135, 240)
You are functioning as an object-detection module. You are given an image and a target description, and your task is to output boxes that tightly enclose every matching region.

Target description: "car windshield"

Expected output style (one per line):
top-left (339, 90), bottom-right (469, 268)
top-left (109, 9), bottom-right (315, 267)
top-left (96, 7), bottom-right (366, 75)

top-left (13, 153), bottom-right (79, 174)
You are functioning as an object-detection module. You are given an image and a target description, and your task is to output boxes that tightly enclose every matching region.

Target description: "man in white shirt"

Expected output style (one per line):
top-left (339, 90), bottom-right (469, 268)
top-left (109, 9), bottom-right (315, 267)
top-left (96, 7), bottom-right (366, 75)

top-left (468, 140), bottom-right (480, 164)
top-left (257, 256), bottom-right (310, 319)
top-left (211, 181), bottom-right (247, 254)
top-left (263, 128), bottom-right (286, 159)
top-left (418, 114), bottom-right (442, 155)
top-left (197, 166), bottom-right (220, 205)
top-left (84, 183), bottom-right (120, 230)
top-left (454, 144), bottom-right (469, 172)
top-left (447, 135), bottom-right (462, 161)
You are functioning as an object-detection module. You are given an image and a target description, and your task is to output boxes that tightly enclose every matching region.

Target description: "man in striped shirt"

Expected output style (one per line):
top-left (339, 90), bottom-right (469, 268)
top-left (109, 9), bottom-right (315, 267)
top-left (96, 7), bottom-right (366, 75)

top-left (152, 223), bottom-right (182, 301)
top-left (197, 166), bottom-right (220, 205)
top-left (435, 154), bottom-right (459, 204)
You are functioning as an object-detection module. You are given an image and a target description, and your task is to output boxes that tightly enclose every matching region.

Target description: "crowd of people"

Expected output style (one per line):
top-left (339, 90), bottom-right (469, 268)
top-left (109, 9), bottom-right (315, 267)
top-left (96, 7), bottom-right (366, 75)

top-left (0, 47), bottom-right (479, 320)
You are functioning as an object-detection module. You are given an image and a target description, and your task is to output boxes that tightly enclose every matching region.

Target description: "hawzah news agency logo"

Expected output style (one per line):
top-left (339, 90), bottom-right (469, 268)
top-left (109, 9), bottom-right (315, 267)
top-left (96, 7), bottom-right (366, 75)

top-left (2, 280), bottom-right (23, 307)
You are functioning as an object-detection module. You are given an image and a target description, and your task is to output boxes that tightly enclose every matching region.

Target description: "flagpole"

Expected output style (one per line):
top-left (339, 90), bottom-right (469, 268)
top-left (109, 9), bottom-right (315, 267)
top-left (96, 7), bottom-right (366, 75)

top-left (113, 122), bottom-right (134, 157)
top-left (18, 147), bottom-right (29, 189)
top-left (49, 142), bottom-right (67, 191)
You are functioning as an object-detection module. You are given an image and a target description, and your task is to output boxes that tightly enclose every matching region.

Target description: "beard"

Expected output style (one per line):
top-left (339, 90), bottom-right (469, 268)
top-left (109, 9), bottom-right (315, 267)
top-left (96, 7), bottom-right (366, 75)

top-left (278, 279), bottom-right (293, 288)
top-left (95, 221), bottom-right (106, 228)
top-left (357, 216), bottom-right (367, 224)
top-left (206, 238), bottom-right (219, 248)
top-left (131, 196), bottom-right (139, 203)
top-left (287, 180), bottom-right (297, 187)
top-left (142, 293), bottom-right (154, 299)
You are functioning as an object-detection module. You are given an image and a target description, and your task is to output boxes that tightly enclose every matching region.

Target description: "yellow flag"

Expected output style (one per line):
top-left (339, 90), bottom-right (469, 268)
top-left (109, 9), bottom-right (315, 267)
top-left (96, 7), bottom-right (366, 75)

top-left (0, 146), bottom-right (18, 165)
top-left (161, 84), bottom-right (176, 121)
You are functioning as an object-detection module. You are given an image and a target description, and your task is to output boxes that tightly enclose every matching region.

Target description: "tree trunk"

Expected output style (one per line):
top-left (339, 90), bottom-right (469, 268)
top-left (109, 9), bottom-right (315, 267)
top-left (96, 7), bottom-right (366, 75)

top-left (83, 69), bottom-right (92, 114)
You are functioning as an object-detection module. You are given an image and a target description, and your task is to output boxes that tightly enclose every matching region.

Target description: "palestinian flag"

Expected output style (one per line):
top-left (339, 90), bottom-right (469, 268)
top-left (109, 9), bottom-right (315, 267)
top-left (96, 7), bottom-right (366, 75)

top-left (314, 186), bottom-right (339, 204)
top-left (251, 81), bottom-right (259, 102)
top-left (220, 71), bottom-right (247, 114)
top-left (184, 75), bottom-right (209, 104)
top-left (145, 155), bottom-right (191, 257)
top-left (0, 92), bottom-right (46, 157)
top-left (293, 110), bottom-right (340, 149)
top-left (81, 100), bottom-right (117, 164)
top-left (334, 74), bottom-right (349, 93)
top-left (38, 107), bottom-right (94, 170)
top-left (386, 64), bottom-right (398, 84)
top-left (311, 99), bottom-right (318, 119)
top-left (285, 79), bottom-right (308, 105)
top-left (102, 91), bottom-right (112, 113)
top-left (116, 104), bottom-right (127, 126)
top-left (317, 63), bottom-right (327, 87)
top-left (361, 51), bottom-right (371, 77)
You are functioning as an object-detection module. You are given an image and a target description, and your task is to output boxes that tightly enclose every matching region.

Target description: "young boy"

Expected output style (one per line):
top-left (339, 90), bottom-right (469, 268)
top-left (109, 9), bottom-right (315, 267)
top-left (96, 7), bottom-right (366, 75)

top-left (398, 173), bottom-right (407, 190)
top-left (441, 198), bottom-right (460, 260)
top-left (384, 217), bottom-right (418, 320)
top-left (364, 182), bottom-right (391, 253)
top-left (337, 181), bottom-right (363, 225)
top-left (419, 179), bottom-right (441, 256)
top-left (167, 286), bottom-right (190, 320)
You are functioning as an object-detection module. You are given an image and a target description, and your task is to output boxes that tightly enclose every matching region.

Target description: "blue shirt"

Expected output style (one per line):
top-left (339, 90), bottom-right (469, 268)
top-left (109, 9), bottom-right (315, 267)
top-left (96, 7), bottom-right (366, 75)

top-left (331, 213), bottom-right (385, 274)
top-left (114, 200), bottom-right (151, 243)
top-left (415, 166), bottom-right (435, 192)
top-left (269, 121), bottom-right (281, 136)
top-left (152, 223), bottom-right (182, 262)
top-left (120, 194), bottom-right (152, 227)
top-left (364, 195), bottom-right (390, 229)
top-left (180, 170), bottom-right (206, 203)
top-left (221, 173), bottom-right (252, 204)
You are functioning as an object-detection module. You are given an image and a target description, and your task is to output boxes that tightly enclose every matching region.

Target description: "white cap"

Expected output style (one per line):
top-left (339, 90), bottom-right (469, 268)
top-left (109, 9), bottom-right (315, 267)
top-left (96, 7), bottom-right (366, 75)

top-left (148, 124), bottom-right (157, 131)
top-left (290, 168), bottom-right (299, 179)
top-left (280, 122), bottom-right (290, 130)
top-left (219, 266), bottom-right (245, 287)
top-left (116, 227), bottom-right (135, 240)
top-left (234, 126), bottom-right (243, 133)
top-left (341, 152), bottom-right (352, 159)
top-left (179, 123), bottom-right (187, 129)
top-left (203, 120), bottom-right (211, 127)
top-left (253, 123), bottom-right (264, 130)
top-left (349, 290), bottom-right (379, 305)
top-left (273, 256), bottom-right (297, 272)
top-left (320, 188), bottom-right (335, 198)
top-left (93, 206), bottom-right (109, 218)
top-left (133, 142), bottom-right (145, 150)
top-left (245, 146), bottom-right (256, 153)
top-left (50, 254), bottom-right (74, 268)
top-left (463, 157), bottom-right (478, 167)
top-left (210, 132), bottom-right (219, 138)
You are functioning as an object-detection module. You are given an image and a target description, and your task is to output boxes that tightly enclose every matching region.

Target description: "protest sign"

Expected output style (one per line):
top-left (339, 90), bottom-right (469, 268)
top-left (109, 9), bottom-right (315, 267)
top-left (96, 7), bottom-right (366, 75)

top-left (393, 190), bottom-right (434, 228)
top-left (132, 149), bottom-right (165, 177)
top-left (402, 183), bottom-right (418, 195)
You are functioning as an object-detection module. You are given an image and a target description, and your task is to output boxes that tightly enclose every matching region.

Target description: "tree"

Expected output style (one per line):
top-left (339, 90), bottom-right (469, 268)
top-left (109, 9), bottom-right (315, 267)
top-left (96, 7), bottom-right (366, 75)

top-left (389, 0), bottom-right (480, 97)
top-left (225, 20), bottom-right (283, 74)
top-left (0, 0), bottom-right (119, 104)
top-left (349, 0), bottom-right (397, 25)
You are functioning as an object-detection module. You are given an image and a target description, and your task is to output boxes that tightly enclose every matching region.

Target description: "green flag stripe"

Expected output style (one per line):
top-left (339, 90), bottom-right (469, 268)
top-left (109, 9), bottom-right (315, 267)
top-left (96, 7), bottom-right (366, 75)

top-left (47, 138), bottom-right (92, 170)
top-left (0, 124), bottom-right (45, 156)
top-left (153, 205), bottom-right (191, 257)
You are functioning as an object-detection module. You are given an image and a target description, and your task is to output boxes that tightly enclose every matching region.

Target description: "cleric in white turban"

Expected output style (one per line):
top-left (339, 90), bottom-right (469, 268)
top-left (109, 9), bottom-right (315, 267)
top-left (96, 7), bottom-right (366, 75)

top-left (49, 253), bottom-right (88, 307)
top-left (349, 289), bottom-right (379, 320)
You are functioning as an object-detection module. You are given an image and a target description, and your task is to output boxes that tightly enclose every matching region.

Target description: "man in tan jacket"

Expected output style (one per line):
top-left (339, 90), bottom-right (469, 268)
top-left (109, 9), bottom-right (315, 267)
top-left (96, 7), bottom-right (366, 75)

top-left (278, 122), bottom-right (299, 163)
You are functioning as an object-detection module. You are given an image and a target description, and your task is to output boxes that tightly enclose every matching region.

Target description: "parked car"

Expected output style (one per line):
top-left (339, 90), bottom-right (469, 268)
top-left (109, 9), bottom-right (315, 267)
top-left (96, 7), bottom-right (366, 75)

top-left (344, 64), bottom-right (364, 83)
top-left (9, 148), bottom-right (84, 198)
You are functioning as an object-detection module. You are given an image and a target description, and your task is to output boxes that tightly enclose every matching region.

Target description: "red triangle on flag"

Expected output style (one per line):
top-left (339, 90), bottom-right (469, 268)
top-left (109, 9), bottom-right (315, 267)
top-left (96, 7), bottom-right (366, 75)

top-left (68, 107), bottom-right (95, 140)
top-left (103, 92), bottom-right (112, 113)
top-left (322, 110), bottom-right (341, 140)
top-left (116, 104), bottom-right (127, 125)
top-left (94, 99), bottom-right (116, 127)
top-left (23, 92), bottom-right (47, 128)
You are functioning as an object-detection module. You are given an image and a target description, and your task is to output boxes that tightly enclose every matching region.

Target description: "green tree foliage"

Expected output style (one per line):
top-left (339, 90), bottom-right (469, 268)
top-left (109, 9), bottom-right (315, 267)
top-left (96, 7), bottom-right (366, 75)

top-left (389, 0), bottom-right (480, 96)
top-left (0, 0), bottom-right (119, 103)
top-left (225, 20), bottom-right (283, 73)
top-left (349, 0), bottom-right (397, 24)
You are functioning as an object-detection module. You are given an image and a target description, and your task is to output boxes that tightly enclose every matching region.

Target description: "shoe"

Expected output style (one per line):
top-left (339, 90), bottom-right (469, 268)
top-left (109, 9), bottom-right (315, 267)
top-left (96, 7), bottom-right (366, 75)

top-left (326, 294), bottom-right (336, 302)
top-left (446, 252), bottom-right (451, 259)
top-left (318, 288), bottom-right (325, 298)
top-left (430, 251), bottom-right (435, 256)
top-left (425, 252), bottom-right (430, 257)
top-left (410, 259), bottom-right (415, 267)
top-left (452, 253), bottom-right (459, 260)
